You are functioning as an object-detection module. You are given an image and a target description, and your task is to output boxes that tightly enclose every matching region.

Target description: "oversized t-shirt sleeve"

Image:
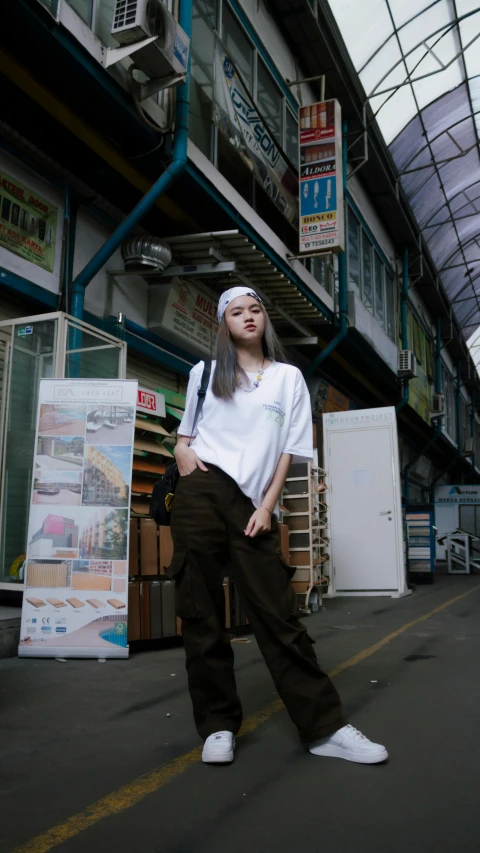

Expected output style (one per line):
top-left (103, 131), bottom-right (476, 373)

top-left (284, 369), bottom-right (313, 463)
top-left (177, 362), bottom-right (203, 436)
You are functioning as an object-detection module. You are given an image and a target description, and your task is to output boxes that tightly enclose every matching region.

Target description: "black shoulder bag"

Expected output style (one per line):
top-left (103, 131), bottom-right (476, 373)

top-left (149, 360), bottom-right (212, 526)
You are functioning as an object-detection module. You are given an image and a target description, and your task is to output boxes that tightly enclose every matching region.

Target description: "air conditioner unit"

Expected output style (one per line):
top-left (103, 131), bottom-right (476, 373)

top-left (463, 437), bottom-right (474, 457)
top-left (431, 392), bottom-right (445, 417)
top-left (397, 350), bottom-right (417, 379)
top-left (111, 0), bottom-right (190, 82)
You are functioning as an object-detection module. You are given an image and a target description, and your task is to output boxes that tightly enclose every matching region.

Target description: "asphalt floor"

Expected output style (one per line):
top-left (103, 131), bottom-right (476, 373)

top-left (1, 574), bottom-right (479, 853)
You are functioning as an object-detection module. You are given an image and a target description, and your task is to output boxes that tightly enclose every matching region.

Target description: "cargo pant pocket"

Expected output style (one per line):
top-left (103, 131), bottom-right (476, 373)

top-left (165, 550), bottom-right (204, 620)
top-left (279, 553), bottom-right (296, 581)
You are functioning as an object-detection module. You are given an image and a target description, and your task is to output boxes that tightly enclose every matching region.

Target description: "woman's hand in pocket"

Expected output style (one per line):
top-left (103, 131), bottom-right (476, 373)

top-left (245, 506), bottom-right (272, 538)
top-left (174, 445), bottom-right (208, 477)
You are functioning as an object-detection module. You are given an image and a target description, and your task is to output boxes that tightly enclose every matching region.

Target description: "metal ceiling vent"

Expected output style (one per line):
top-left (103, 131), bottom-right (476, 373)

top-left (121, 236), bottom-right (172, 272)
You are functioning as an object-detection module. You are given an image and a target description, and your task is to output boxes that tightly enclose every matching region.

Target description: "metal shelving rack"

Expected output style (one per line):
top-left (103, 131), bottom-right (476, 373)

top-left (281, 451), bottom-right (330, 610)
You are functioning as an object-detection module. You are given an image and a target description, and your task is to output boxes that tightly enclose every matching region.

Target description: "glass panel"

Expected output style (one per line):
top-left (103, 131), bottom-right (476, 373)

top-left (286, 108), bottom-right (298, 169)
top-left (460, 505), bottom-right (475, 535)
top-left (95, 0), bottom-right (118, 49)
top-left (361, 231), bottom-right (373, 311)
top-left (36, 0), bottom-right (59, 16)
top-left (385, 271), bottom-right (396, 341)
top-left (217, 132), bottom-right (254, 205)
top-left (442, 369), bottom-right (457, 441)
top-left (1, 320), bottom-right (57, 583)
top-left (222, 3), bottom-right (253, 91)
top-left (189, 0), bottom-right (217, 158)
top-left (65, 0), bottom-right (93, 26)
top-left (347, 207), bottom-right (360, 294)
top-left (257, 60), bottom-right (282, 144)
top-left (374, 252), bottom-right (385, 327)
top-left (310, 256), bottom-right (333, 297)
top-left (65, 328), bottom-right (121, 380)
top-left (412, 317), bottom-right (423, 365)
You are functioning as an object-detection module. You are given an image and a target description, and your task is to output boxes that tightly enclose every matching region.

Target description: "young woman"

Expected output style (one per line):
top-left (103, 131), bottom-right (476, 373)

top-left (170, 286), bottom-right (387, 766)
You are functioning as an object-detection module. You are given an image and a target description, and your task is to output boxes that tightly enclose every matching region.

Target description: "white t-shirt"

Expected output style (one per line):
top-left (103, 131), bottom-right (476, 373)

top-left (178, 360), bottom-right (313, 508)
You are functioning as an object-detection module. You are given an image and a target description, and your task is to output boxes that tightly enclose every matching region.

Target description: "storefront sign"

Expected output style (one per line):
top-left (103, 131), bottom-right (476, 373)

top-left (214, 44), bottom-right (298, 227)
top-left (0, 170), bottom-right (58, 272)
top-left (137, 387), bottom-right (166, 418)
top-left (19, 378), bottom-right (138, 659)
top-left (434, 485), bottom-right (480, 560)
top-left (160, 279), bottom-right (219, 356)
top-left (435, 485), bottom-right (480, 505)
top-left (298, 99), bottom-right (344, 254)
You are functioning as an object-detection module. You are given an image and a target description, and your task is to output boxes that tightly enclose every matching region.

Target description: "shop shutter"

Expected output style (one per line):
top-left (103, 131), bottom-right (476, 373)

top-left (126, 352), bottom-right (188, 395)
top-left (127, 352), bottom-right (187, 518)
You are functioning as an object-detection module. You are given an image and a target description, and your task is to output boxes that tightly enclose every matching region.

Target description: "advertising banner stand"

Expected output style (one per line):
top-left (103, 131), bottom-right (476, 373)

top-left (18, 379), bottom-right (137, 659)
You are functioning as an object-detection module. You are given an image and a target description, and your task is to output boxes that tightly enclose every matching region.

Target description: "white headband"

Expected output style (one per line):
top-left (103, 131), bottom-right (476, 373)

top-left (217, 286), bottom-right (262, 323)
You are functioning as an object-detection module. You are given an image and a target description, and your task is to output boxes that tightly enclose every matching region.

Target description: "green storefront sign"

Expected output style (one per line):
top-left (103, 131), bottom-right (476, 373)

top-left (0, 170), bottom-right (58, 273)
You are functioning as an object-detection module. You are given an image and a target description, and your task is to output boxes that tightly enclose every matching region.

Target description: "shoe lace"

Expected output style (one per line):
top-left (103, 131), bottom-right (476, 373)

top-left (345, 724), bottom-right (367, 742)
top-left (209, 731), bottom-right (232, 742)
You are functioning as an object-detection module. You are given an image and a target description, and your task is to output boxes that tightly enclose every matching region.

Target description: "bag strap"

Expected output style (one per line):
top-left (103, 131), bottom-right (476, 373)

top-left (188, 360), bottom-right (212, 446)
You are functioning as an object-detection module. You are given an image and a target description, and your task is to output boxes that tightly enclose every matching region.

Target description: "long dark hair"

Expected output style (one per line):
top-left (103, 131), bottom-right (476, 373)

top-left (212, 302), bottom-right (286, 400)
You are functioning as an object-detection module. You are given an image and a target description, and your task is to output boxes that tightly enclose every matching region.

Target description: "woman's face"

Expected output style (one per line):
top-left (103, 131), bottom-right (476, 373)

top-left (224, 296), bottom-right (265, 344)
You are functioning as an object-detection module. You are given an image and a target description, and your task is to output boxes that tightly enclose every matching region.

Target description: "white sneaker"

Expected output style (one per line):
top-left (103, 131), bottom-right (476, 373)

top-left (202, 731), bottom-right (235, 764)
top-left (309, 724), bottom-right (388, 764)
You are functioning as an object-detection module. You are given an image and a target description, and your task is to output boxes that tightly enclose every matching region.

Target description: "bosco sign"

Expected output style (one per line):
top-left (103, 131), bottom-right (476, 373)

top-left (298, 100), bottom-right (344, 255)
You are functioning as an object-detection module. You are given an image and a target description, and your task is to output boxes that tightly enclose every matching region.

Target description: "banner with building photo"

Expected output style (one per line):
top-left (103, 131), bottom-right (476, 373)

top-left (213, 44), bottom-right (298, 227)
top-left (0, 170), bottom-right (58, 272)
top-left (299, 99), bottom-right (344, 254)
top-left (19, 379), bottom-right (138, 659)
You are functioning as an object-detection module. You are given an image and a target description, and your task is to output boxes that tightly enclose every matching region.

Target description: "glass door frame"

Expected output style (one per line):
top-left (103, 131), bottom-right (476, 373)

top-left (0, 311), bottom-right (126, 590)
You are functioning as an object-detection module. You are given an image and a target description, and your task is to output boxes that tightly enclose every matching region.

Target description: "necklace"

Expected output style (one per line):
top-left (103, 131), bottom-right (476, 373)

top-left (237, 358), bottom-right (266, 393)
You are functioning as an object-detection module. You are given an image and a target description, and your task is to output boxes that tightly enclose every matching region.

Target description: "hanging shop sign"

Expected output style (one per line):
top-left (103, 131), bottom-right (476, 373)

top-left (137, 387), bottom-right (166, 418)
top-left (298, 99), bottom-right (344, 254)
top-left (18, 378), bottom-right (138, 659)
top-left (0, 170), bottom-right (58, 272)
top-left (149, 279), bottom-right (219, 357)
top-left (214, 44), bottom-right (298, 227)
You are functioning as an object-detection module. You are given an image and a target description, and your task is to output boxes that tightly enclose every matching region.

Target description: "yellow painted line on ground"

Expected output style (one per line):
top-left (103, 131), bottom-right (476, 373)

top-left (11, 582), bottom-right (480, 853)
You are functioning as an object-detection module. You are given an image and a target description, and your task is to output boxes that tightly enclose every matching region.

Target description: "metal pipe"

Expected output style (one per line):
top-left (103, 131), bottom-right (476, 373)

top-left (396, 247), bottom-right (410, 413)
top-left (69, 0), bottom-right (193, 321)
top-left (304, 120), bottom-right (349, 378)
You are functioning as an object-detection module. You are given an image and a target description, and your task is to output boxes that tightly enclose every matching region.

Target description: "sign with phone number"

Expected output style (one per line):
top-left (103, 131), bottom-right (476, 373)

top-left (298, 99), bottom-right (344, 255)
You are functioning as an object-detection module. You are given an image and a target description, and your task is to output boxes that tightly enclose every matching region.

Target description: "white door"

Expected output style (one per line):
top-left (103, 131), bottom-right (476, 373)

top-left (325, 411), bottom-right (405, 594)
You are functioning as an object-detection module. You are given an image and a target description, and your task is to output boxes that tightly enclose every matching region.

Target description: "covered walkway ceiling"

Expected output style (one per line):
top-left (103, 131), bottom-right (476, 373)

top-left (328, 0), bottom-right (480, 340)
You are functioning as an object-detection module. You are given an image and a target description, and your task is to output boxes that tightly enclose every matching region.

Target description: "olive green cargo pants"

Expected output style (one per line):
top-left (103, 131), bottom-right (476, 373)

top-left (168, 465), bottom-right (346, 744)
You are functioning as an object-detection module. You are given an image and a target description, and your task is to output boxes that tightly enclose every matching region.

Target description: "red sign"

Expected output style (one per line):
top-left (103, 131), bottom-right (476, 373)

top-left (136, 387), bottom-right (166, 418)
